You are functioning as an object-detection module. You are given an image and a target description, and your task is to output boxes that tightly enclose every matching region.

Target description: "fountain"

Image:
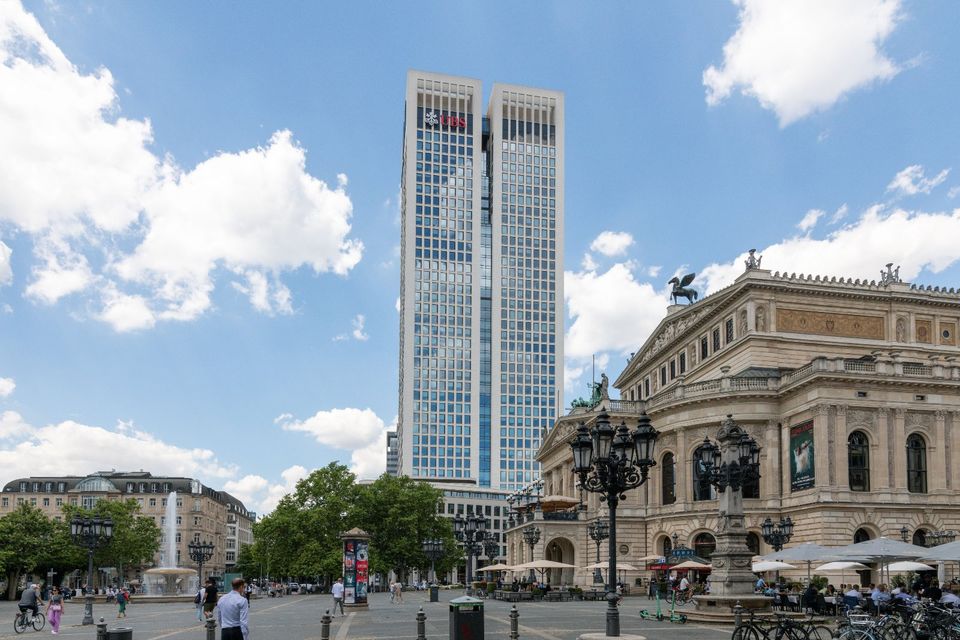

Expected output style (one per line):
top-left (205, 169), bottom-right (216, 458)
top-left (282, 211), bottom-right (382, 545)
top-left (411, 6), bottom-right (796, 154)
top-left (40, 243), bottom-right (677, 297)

top-left (142, 491), bottom-right (199, 596)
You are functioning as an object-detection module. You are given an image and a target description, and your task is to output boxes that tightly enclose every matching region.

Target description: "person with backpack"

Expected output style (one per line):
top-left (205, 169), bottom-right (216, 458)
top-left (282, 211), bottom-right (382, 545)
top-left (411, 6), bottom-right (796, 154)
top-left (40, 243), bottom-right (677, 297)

top-left (194, 585), bottom-right (205, 621)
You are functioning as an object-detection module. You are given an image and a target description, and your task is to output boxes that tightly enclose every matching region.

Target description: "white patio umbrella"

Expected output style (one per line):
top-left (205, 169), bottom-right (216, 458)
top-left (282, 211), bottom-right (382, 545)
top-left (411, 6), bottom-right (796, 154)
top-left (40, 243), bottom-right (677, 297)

top-left (834, 537), bottom-right (930, 584)
top-left (886, 561), bottom-right (935, 573)
top-left (761, 542), bottom-right (845, 581)
top-left (512, 559), bottom-right (577, 583)
top-left (921, 541), bottom-right (960, 562)
top-left (479, 563), bottom-right (514, 572)
top-left (814, 561), bottom-right (870, 584)
top-left (672, 560), bottom-right (711, 570)
top-left (752, 560), bottom-right (796, 572)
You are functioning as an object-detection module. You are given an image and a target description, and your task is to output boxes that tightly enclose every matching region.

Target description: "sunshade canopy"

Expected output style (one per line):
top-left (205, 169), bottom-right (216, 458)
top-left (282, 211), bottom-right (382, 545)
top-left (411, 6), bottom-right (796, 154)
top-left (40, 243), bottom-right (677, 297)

top-left (814, 561), bottom-right (870, 572)
top-left (760, 542), bottom-right (840, 563)
top-left (921, 541), bottom-right (960, 562)
top-left (886, 561), bottom-right (935, 572)
top-left (833, 537), bottom-right (930, 561)
top-left (752, 561), bottom-right (796, 572)
top-left (479, 563), bottom-right (514, 571)
top-left (673, 560), bottom-right (711, 570)
top-left (511, 559), bottom-right (577, 569)
top-left (583, 561), bottom-right (641, 571)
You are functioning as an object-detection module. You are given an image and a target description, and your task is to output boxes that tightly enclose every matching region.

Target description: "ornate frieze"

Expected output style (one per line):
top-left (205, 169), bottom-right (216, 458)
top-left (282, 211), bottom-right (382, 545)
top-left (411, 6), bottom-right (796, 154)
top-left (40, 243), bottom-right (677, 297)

top-left (777, 308), bottom-right (884, 340)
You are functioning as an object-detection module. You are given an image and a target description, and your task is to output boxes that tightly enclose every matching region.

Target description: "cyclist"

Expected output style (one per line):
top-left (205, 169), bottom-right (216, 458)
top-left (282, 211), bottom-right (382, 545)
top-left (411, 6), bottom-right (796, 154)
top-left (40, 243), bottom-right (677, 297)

top-left (18, 583), bottom-right (44, 621)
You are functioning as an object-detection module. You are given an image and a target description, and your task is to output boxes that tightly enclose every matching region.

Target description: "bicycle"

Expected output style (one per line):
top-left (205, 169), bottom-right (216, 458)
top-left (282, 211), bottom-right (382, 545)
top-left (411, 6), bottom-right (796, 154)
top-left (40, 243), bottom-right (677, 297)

top-left (14, 610), bottom-right (45, 634)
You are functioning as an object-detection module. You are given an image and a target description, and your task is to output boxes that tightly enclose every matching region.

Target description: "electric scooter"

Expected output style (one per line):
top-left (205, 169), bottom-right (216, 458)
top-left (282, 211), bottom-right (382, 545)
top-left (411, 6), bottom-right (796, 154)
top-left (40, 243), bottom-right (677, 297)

top-left (638, 589), bottom-right (664, 621)
top-left (666, 589), bottom-right (688, 624)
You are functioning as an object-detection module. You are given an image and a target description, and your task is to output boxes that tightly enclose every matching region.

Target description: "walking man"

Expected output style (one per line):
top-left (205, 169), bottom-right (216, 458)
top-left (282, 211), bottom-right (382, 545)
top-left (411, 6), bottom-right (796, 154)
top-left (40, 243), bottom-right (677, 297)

top-left (215, 578), bottom-right (249, 640)
top-left (331, 578), bottom-right (345, 616)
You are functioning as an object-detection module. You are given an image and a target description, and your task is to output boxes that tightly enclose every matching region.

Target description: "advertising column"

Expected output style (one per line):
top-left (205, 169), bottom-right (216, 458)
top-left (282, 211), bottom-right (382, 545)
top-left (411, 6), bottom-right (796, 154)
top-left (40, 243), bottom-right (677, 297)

top-left (339, 528), bottom-right (370, 609)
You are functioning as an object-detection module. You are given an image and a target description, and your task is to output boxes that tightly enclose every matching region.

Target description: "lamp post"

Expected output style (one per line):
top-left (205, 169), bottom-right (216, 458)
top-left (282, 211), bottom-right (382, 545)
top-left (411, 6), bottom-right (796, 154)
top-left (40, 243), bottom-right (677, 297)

top-left (695, 415), bottom-right (763, 610)
top-left (761, 517), bottom-right (794, 552)
top-left (570, 410), bottom-right (659, 637)
top-left (587, 517), bottom-right (609, 584)
top-left (421, 538), bottom-right (444, 585)
top-left (453, 513), bottom-right (488, 589)
top-left (69, 516), bottom-right (114, 626)
top-left (188, 540), bottom-right (215, 585)
top-left (521, 526), bottom-right (541, 583)
top-left (900, 526), bottom-right (910, 543)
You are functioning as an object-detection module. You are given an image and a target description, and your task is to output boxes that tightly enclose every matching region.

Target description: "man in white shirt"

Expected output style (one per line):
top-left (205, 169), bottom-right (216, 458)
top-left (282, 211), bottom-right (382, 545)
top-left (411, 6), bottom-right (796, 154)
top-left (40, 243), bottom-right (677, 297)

top-left (679, 576), bottom-right (690, 592)
top-left (215, 578), bottom-right (249, 640)
top-left (331, 578), bottom-right (345, 616)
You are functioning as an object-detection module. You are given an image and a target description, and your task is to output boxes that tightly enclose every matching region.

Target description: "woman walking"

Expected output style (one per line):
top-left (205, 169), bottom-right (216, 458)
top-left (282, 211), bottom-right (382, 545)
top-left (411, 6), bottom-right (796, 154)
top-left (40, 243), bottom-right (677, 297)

top-left (47, 587), bottom-right (64, 634)
top-left (116, 588), bottom-right (127, 618)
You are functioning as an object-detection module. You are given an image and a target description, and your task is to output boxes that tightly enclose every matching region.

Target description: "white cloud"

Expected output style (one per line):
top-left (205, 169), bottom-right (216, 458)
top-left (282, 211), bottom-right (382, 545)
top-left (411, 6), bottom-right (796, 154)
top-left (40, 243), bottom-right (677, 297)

top-left (704, 0), bottom-right (903, 126)
top-left (222, 468), bottom-right (311, 515)
top-left (581, 253), bottom-right (599, 271)
top-left (589, 231), bottom-right (634, 257)
top-left (887, 165), bottom-right (950, 196)
top-left (0, 378), bottom-right (15, 398)
top-left (564, 262), bottom-right (671, 360)
top-left (948, 186), bottom-right (960, 199)
top-left (395, 297), bottom-right (400, 313)
top-left (0, 241), bottom-right (11, 286)
top-left (351, 314), bottom-right (369, 341)
top-left (0, 3), bottom-right (362, 330)
top-left (0, 416), bottom-right (237, 482)
top-left (646, 265), bottom-right (662, 278)
top-left (277, 408), bottom-right (391, 481)
top-left (829, 204), bottom-right (849, 224)
top-left (701, 205), bottom-right (960, 295)
top-left (797, 209), bottom-right (825, 233)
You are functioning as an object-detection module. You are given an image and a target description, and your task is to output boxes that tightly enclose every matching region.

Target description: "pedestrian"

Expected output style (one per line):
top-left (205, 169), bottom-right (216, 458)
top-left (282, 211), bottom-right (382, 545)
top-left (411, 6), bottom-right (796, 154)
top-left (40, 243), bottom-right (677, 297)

top-left (116, 588), bottom-right (127, 618)
top-left (331, 577), bottom-right (345, 616)
top-left (195, 584), bottom-right (205, 621)
top-left (215, 577), bottom-right (249, 640)
top-left (202, 578), bottom-right (218, 619)
top-left (394, 581), bottom-right (403, 603)
top-left (389, 581), bottom-right (395, 603)
top-left (47, 586), bottom-right (64, 634)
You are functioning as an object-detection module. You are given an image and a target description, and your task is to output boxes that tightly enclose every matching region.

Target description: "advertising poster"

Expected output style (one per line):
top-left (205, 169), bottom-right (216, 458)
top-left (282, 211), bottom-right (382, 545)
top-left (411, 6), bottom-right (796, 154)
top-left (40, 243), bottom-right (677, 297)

top-left (355, 540), bottom-right (369, 604)
top-left (343, 541), bottom-right (356, 604)
top-left (790, 420), bottom-right (815, 492)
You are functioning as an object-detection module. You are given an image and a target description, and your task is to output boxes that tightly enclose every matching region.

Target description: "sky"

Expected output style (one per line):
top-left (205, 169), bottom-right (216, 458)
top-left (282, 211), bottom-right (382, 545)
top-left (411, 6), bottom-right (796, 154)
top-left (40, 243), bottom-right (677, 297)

top-left (1, 0), bottom-right (959, 514)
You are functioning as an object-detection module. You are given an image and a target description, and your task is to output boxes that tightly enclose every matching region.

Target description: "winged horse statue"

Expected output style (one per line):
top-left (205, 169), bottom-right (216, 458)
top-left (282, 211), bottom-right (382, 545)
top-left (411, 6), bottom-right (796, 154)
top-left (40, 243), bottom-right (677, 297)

top-left (668, 273), bottom-right (698, 304)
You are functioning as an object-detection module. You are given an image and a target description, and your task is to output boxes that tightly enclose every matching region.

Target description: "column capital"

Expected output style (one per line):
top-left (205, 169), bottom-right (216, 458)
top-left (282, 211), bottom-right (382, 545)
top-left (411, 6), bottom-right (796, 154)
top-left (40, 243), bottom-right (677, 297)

top-left (835, 405), bottom-right (847, 417)
top-left (814, 405), bottom-right (830, 417)
top-left (934, 410), bottom-right (946, 422)
top-left (894, 407), bottom-right (906, 419)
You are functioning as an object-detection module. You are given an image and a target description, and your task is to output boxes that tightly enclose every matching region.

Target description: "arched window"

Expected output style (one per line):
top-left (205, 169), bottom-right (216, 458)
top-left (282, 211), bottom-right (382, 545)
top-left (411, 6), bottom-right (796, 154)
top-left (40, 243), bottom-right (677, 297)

top-left (661, 536), bottom-right (673, 557)
top-left (692, 447), bottom-right (715, 501)
top-left (662, 453), bottom-right (676, 505)
top-left (746, 532), bottom-right (760, 555)
top-left (848, 431), bottom-right (870, 492)
top-left (907, 434), bottom-right (927, 494)
top-left (694, 533), bottom-right (716, 560)
top-left (854, 528), bottom-right (872, 544)
top-left (913, 529), bottom-right (927, 547)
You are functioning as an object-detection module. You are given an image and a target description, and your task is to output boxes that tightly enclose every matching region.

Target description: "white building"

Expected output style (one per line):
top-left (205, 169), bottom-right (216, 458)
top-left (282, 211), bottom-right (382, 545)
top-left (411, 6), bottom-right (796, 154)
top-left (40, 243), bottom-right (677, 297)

top-left (397, 70), bottom-right (564, 491)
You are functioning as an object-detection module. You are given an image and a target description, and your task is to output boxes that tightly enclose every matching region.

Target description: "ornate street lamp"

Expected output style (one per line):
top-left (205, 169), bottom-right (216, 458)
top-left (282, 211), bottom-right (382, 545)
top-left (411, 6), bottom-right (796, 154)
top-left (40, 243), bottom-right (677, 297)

top-left (421, 538), bottom-right (444, 584)
top-left (570, 411), bottom-right (658, 637)
top-left (188, 539), bottom-right (215, 584)
top-left (587, 517), bottom-right (609, 585)
top-left (69, 515), bottom-right (114, 625)
top-left (453, 513), bottom-right (488, 589)
top-left (900, 526), bottom-right (910, 543)
top-left (761, 517), bottom-right (794, 552)
top-left (521, 525), bottom-right (541, 583)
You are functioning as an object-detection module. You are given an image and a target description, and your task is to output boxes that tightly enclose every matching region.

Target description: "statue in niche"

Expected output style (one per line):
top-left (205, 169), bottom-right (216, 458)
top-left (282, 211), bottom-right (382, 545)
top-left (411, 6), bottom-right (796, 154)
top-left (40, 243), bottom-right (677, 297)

top-left (896, 316), bottom-right (906, 342)
top-left (756, 305), bottom-right (767, 332)
top-left (739, 309), bottom-right (748, 336)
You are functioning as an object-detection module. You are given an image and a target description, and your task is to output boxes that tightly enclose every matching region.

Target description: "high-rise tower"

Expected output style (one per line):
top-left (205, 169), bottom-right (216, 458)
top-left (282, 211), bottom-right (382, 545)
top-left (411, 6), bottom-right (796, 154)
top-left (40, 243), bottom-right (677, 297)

top-left (397, 71), bottom-right (564, 491)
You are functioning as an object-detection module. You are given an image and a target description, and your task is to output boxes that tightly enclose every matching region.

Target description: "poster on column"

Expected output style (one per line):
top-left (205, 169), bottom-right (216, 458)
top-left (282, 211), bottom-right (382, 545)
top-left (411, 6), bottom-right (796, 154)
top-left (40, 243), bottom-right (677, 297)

top-left (355, 541), bottom-right (369, 604)
top-left (789, 420), bottom-right (815, 492)
top-left (343, 540), bottom-right (356, 604)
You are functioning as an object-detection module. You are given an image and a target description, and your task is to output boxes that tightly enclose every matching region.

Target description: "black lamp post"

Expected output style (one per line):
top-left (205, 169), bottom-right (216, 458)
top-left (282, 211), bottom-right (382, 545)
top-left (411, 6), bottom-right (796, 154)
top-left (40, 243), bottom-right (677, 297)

top-left (422, 538), bottom-right (444, 584)
top-left (484, 537), bottom-right (500, 565)
top-left (900, 526), bottom-right (910, 543)
top-left (188, 539), bottom-right (215, 585)
top-left (570, 410), bottom-right (659, 637)
top-left (587, 517), bottom-right (609, 584)
top-left (69, 516), bottom-right (114, 625)
top-left (761, 516), bottom-right (794, 552)
top-left (521, 526), bottom-right (541, 583)
top-left (453, 513), bottom-right (488, 588)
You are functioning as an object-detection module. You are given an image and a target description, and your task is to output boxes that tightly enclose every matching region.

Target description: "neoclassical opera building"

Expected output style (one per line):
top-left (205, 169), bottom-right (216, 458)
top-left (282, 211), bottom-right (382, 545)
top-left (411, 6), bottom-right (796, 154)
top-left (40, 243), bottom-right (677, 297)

top-left (505, 263), bottom-right (960, 586)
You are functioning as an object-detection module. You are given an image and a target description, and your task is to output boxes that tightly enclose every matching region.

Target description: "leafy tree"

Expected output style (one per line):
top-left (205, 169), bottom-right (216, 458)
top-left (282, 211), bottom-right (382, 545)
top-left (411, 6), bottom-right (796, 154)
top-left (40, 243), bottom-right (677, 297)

top-left (232, 544), bottom-right (258, 580)
top-left (63, 498), bottom-right (162, 584)
top-left (0, 504), bottom-right (59, 600)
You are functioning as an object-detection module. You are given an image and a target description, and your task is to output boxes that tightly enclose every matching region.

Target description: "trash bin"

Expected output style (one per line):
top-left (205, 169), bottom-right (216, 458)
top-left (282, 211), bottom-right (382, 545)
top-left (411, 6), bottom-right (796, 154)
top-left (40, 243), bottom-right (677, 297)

top-left (449, 595), bottom-right (483, 640)
top-left (106, 628), bottom-right (133, 640)
top-left (429, 584), bottom-right (439, 603)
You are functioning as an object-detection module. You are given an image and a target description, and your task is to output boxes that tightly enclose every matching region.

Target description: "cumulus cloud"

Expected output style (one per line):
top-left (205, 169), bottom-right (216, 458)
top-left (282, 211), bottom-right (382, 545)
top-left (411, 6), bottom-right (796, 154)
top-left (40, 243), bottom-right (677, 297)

top-left (887, 165), bottom-right (950, 196)
top-left (0, 416), bottom-right (237, 483)
top-left (277, 408), bottom-right (390, 480)
top-left (704, 0), bottom-right (903, 125)
top-left (0, 241), bottom-right (12, 286)
top-left (0, 2), bottom-right (362, 330)
top-left (223, 464), bottom-right (310, 514)
top-left (0, 378), bottom-right (15, 398)
top-left (700, 205), bottom-right (960, 294)
top-left (589, 231), bottom-right (635, 257)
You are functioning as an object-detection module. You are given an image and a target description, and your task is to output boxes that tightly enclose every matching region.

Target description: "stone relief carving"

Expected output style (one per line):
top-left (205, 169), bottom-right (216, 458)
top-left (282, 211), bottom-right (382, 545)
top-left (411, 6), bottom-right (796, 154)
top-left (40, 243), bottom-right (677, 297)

top-left (739, 309), bottom-right (748, 336)
top-left (906, 411), bottom-right (933, 429)
top-left (916, 319), bottom-right (932, 344)
top-left (639, 305), bottom-right (718, 364)
top-left (896, 316), bottom-right (907, 342)
top-left (778, 308), bottom-right (884, 340)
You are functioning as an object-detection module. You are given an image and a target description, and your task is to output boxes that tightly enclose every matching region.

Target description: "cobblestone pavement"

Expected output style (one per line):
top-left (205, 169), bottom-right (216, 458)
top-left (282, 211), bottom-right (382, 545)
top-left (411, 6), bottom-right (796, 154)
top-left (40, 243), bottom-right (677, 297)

top-left (0, 593), bottom-right (736, 640)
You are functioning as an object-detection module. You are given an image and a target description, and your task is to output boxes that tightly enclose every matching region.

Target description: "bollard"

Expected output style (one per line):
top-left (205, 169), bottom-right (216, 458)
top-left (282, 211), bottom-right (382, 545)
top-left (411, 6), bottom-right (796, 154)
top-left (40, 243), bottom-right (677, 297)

top-left (320, 610), bottom-right (332, 640)
top-left (96, 618), bottom-right (107, 640)
top-left (509, 605), bottom-right (519, 640)
top-left (205, 616), bottom-right (216, 640)
top-left (416, 606), bottom-right (426, 640)
top-left (733, 601), bottom-right (743, 629)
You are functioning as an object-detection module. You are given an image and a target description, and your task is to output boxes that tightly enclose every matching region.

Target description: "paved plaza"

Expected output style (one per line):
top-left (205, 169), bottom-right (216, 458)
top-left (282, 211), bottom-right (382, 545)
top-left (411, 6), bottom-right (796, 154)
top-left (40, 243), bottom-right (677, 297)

top-left (0, 593), bottom-right (737, 640)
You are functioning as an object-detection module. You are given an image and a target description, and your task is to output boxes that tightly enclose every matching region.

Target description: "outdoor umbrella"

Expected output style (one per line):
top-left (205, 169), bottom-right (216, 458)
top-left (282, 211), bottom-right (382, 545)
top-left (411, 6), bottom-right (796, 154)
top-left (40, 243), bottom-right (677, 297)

top-left (921, 541), bottom-right (960, 562)
top-left (761, 542), bottom-right (844, 581)
top-left (886, 561), bottom-right (935, 573)
top-left (752, 561), bottom-right (796, 572)
top-left (512, 559), bottom-right (577, 583)
top-left (834, 537), bottom-right (930, 584)
top-left (479, 563), bottom-right (514, 572)
top-left (672, 560), bottom-right (711, 570)
top-left (638, 554), bottom-right (664, 562)
top-left (813, 561), bottom-right (870, 584)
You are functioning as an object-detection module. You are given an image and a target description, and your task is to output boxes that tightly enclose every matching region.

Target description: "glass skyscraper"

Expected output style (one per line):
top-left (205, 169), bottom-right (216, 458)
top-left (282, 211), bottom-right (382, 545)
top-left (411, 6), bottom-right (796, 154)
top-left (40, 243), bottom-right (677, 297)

top-left (397, 71), bottom-right (564, 491)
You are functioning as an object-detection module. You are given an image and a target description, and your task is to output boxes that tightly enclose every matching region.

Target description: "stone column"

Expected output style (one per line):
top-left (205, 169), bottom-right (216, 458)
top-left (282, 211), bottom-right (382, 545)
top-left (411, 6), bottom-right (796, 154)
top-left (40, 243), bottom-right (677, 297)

top-left (677, 428), bottom-right (688, 504)
top-left (814, 405), bottom-right (830, 490)
top-left (876, 408), bottom-right (891, 490)
top-left (934, 411), bottom-right (948, 492)
top-left (893, 408), bottom-right (907, 491)
top-left (764, 420), bottom-right (780, 501)
top-left (834, 406), bottom-right (848, 490)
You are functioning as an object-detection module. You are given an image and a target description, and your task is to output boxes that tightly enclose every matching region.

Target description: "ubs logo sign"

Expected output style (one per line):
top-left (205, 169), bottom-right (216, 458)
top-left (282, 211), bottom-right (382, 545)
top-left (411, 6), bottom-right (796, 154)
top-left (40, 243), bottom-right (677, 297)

top-left (424, 111), bottom-right (465, 129)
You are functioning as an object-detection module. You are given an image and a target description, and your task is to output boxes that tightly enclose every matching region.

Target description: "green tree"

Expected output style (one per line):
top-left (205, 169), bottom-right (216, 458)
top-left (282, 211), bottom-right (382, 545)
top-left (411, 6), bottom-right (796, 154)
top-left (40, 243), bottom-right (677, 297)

top-left (0, 504), bottom-right (59, 600)
top-left (232, 544), bottom-right (258, 579)
top-left (63, 498), bottom-right (162, 584)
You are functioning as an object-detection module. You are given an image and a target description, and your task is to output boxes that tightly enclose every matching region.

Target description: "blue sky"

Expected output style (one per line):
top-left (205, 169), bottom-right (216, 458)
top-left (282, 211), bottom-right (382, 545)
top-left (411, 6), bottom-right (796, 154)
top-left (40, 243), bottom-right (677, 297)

top-left (1, 0), bottom-right (958, 512)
